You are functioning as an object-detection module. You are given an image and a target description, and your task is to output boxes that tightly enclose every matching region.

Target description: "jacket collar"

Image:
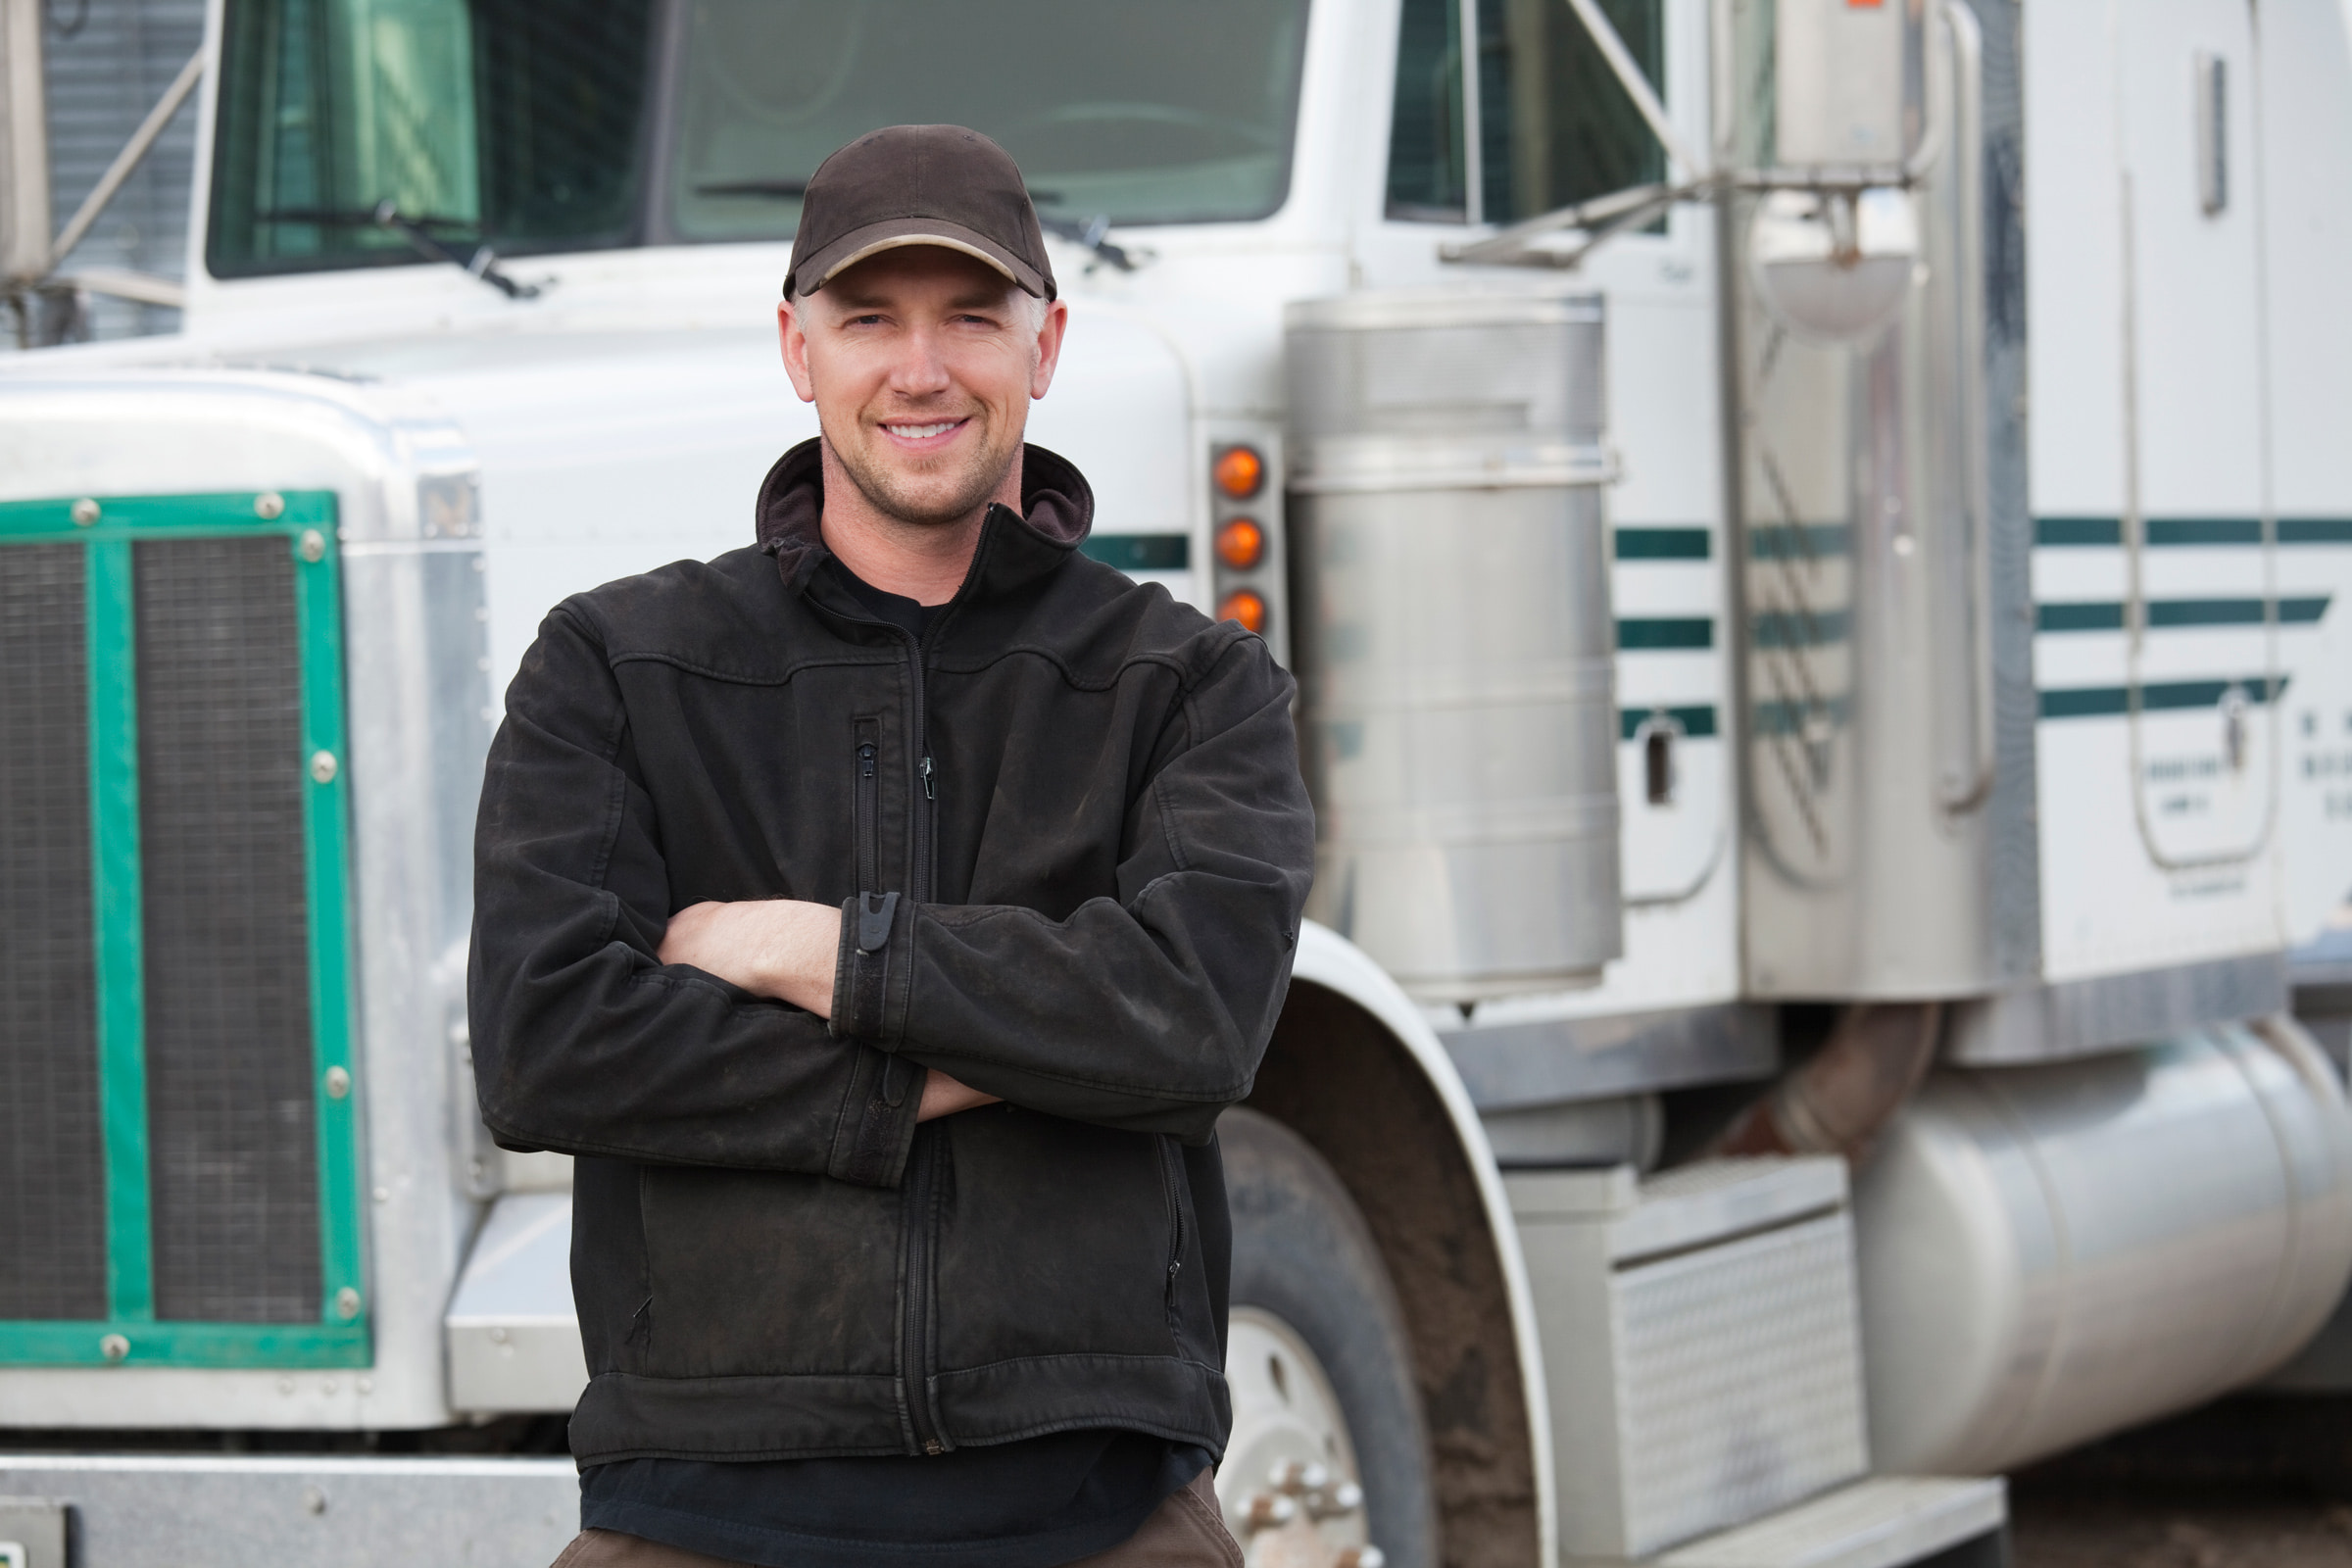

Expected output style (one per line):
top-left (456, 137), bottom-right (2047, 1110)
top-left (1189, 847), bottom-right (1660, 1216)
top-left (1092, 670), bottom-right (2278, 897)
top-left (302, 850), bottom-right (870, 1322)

top-left (755, 437), bottom-right (1094, 606)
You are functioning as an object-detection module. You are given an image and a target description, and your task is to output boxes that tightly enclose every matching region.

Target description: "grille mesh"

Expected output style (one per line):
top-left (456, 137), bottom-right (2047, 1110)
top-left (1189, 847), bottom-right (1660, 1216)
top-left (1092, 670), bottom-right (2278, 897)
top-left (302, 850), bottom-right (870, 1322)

top-left (137, 537), bottom-right (320, 1324)
top-left (0, 545), bottom-right (109, 1321)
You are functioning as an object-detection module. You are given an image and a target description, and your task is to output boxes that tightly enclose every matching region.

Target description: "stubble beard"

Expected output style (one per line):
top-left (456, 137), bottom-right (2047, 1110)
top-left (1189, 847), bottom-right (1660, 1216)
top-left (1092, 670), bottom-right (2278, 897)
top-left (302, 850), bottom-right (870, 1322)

top-left (831, 412), bottom-right (1022, 530)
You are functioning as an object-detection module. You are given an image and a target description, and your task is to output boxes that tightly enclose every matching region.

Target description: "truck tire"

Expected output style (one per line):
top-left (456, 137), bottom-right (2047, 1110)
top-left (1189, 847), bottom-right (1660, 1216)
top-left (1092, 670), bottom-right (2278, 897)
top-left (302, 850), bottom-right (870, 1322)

top-left (1221, 1106), bottom-right (1439, 1568)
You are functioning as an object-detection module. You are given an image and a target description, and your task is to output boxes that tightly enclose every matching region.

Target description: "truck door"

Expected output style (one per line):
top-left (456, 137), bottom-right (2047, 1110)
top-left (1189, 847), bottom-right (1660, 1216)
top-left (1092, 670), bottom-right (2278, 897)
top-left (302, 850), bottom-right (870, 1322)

top-left (2112, 0), bottom-right (2277, 871)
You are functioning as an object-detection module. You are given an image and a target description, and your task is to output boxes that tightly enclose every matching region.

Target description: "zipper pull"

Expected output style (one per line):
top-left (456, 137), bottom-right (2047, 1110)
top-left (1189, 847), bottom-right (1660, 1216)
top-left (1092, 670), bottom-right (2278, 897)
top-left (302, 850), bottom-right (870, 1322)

top-left (858, 742), bottom-right (876, 778)
top-left (920, 756), bottom-right (936, 800)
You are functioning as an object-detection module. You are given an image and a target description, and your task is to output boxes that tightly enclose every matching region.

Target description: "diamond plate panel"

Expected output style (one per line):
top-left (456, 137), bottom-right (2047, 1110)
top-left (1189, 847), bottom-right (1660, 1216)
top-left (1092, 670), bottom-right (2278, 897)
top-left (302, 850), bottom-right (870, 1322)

top-left (1611, 1212), bottom-right (1871, 1556)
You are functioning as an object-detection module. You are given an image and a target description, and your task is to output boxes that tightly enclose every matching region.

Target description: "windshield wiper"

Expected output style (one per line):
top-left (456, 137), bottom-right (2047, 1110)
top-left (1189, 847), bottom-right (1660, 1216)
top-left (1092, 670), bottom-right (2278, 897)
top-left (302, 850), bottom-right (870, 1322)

top-left (1038, 215), bottom-right (1137, 272)
top-left (373, 199), bottom-right (540, 300)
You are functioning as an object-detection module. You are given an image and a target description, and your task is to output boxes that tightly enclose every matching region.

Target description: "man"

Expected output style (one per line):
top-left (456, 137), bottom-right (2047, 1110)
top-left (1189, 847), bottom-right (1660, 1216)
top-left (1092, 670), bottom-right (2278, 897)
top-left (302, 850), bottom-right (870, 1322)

top-left (469, 124), bottom-right (1316, 1568)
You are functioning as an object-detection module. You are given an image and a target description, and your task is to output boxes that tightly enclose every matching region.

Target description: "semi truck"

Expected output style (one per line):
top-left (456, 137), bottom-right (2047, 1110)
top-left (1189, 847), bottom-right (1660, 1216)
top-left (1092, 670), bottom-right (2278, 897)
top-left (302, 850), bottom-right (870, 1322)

top-left (3, 0), bottom-right (2351, 1564)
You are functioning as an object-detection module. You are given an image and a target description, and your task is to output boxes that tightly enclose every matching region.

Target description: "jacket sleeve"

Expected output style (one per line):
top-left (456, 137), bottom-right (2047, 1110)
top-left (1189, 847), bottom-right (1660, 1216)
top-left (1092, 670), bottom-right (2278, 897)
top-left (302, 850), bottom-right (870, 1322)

top-left (830, 633), bottom-right (1316, 1141)
top-left (468, 606), bottom-right (923, 1186)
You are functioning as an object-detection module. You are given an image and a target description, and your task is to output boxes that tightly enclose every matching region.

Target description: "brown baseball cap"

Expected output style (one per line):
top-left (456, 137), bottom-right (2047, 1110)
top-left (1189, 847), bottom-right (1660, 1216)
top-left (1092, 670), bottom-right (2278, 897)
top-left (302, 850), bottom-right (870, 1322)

top-left (783, 124), bottom-right (1057, 302)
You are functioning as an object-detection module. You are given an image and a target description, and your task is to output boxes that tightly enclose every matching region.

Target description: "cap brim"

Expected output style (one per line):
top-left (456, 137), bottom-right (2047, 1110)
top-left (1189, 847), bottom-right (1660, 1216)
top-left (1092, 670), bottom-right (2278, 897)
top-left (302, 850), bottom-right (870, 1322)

top-left (793, 217), bottom-right (1052, 299)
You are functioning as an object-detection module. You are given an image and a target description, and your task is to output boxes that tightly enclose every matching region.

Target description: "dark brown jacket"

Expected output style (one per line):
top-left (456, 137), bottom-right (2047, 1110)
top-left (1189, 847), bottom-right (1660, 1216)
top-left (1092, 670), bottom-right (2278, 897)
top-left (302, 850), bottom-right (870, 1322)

top-left (468, 441), bottom-right (1314, 1466)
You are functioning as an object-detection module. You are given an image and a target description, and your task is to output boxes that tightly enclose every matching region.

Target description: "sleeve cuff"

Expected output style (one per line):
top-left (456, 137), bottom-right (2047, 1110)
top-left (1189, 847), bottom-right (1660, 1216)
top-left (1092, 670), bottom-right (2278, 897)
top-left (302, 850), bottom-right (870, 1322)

top-left (830, 890), bottom-right (911, 1045)
top-left (826, 1045), bottom-right (924, 1187)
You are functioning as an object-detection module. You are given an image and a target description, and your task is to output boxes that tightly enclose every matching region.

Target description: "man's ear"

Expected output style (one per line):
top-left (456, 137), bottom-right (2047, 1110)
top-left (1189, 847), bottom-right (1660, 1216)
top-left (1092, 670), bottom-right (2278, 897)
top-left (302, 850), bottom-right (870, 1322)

top-left (778, 298), bottom-right (818, 404)
top-left (1029, 297), bottom-right (1071, 401)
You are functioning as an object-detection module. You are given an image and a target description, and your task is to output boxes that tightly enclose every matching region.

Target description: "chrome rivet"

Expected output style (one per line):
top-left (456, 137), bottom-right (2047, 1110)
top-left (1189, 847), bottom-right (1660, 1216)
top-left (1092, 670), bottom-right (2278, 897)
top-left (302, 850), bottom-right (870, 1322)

top-left (100, 1332), bottom-right (129, 1361)
top-left (302, 1485), bottom-right (326, 1515)
top-left (309, 750), bottom-right (338, 784)
top-left (277, 1377), bottom-right (296, 1396)
top-left (356, 1376), bottom-right (372, 1395)
top-left (335, 1286), bottom-right (363, 1319)
top-left (71, 498), bottom-right (99, 526)
top-left (298, 528), bottom-right (326, 563)
top-left (255, 491), bottom-right (285, 520)
top-left (320, 1378), bottom-right (338, 1396)
top-left (323, 1065), bottom-right (351, 1100)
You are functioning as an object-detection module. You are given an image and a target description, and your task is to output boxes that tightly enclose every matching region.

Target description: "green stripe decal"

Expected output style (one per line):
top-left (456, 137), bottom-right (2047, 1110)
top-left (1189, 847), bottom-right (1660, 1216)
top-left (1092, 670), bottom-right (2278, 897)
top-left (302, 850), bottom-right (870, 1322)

top-left (1753, 696), bottom-right (1853, 736)
top-left (85, 541), bottom-right (153, 1323)
top-left (1081, 533), bottom-right (1189, 572)
top-left (1749, 523), bottom-right (1851, 561)
top-left (1618, 617), bottom-right (1713, 650)
top-left (1615, 526), bottom-right (1711, 560)
top-left (1753, 608), bottom-right (1851, 649)
top-left (2035, 516), bottom-right (2352, 547)
top-left (2036, 516), bottom-right (2123, 547)
top-left (2037, 597), bottom-right (2330, 632)
top-left (1621, 705), bottom-right (1719, 741)
top-left (2039, 674), bottom-right (2289, 719)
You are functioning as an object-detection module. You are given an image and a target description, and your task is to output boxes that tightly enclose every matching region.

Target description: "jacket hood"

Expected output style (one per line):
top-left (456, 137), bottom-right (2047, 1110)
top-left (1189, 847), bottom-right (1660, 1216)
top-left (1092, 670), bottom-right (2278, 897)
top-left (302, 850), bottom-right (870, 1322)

top-left (755, 437), bottom-right (1095, 602)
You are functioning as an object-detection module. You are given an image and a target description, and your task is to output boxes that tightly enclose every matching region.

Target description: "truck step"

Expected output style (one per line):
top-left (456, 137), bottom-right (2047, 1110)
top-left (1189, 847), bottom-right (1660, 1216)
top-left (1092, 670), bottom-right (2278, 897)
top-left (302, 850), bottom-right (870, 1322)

top-left (0, 1455), bottom-right (578, 1567)
top-left (1645, 1477), bottom-right (2006, 1568)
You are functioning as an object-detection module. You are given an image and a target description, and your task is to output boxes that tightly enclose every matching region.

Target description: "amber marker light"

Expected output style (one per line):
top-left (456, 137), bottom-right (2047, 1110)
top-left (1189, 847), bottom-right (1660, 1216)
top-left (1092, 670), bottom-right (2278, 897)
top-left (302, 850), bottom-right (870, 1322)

top-left (1216, 589), bottom-right (1268, 634)
top-left (1215, 517), bottom-right (1265, 571)
top-left (1213, 445), bottom-right (1264, 500)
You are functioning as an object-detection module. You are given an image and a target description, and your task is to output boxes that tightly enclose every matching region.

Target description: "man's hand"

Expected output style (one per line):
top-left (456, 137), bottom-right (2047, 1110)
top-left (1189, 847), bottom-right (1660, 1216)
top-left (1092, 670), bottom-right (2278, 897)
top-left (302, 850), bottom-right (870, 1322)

top-left (917, 1071), bottom-right (1002, 1122)
top-left (660, 899), bottom-right (843, 1015)
top-left (661, 899), bottom-right (1002, 1120)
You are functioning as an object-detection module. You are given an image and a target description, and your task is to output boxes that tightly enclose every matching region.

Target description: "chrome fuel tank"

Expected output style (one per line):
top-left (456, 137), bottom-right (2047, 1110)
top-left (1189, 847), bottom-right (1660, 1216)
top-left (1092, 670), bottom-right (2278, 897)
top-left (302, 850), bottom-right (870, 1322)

top-left (1853, 1016), bottom-right (2352, 1473)
top-left (1285, 289), bottom-right (1623, 1001)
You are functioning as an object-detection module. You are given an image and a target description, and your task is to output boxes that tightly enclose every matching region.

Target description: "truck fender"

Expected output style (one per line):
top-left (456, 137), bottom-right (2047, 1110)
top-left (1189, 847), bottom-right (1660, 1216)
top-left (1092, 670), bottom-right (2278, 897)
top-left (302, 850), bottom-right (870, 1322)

top-left (1252, 921), bottom-right (1556, 1568)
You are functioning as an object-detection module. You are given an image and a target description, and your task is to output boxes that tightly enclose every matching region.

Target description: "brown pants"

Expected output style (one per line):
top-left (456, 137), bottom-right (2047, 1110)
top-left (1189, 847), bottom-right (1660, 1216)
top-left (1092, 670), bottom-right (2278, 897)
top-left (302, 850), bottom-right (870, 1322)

top-left (550, 1468), bottom-right (1244, 1568)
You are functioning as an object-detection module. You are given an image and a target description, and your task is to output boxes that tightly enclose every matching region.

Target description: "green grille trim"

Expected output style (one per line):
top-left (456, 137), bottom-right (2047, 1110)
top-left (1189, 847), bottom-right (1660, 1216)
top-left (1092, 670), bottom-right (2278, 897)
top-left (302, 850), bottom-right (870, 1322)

top-left (0, 490), bottom-right (368, 1368)
top-left (85, 542), bottom-right (152, 1324)
top-left (294, 527), bottom-right (367, 1330)
top-left (0, 491), bottom-right (339, 540)
top-left (0, 1320), bottom-right (369, 1368)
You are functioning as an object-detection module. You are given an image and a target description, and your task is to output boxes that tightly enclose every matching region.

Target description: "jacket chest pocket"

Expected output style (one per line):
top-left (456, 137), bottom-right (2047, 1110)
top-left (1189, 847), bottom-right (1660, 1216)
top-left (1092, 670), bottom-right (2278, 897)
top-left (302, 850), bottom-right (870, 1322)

top-left (853, 715), bottom-right (882, 894)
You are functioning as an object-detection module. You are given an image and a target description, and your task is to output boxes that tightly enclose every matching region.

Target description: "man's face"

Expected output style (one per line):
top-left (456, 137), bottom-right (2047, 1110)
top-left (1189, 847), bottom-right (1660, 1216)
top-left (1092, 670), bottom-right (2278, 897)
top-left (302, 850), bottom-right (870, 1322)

top-left (780, 247), bottom-right (1067, 527)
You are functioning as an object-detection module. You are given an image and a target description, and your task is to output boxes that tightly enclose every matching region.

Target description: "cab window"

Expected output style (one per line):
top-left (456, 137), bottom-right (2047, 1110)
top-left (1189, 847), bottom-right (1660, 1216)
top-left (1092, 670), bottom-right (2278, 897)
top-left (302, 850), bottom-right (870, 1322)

top-left (209, 0), bottom-right (655, 276)
top-left (1387, 0), bottom-right (1666, 225)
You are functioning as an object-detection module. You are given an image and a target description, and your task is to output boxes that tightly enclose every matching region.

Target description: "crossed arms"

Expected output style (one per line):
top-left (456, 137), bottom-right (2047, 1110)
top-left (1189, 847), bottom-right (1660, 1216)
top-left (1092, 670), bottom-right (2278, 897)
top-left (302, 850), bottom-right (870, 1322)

top-left (468, 602), bottom-right (1315, 1188)
top-left (656, 899), bottom-right (999, 1123)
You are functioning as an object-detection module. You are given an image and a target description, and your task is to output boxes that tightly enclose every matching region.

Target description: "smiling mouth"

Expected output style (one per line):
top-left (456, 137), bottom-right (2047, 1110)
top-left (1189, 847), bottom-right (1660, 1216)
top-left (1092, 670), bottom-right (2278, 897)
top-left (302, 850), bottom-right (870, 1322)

top-left (880, 417), bottom-right (968, 443)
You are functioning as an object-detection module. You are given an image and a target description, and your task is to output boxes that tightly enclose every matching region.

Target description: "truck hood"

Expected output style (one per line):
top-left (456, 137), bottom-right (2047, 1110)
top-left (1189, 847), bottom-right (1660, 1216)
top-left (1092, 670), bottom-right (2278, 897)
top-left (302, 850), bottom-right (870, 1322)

top-left (11, 307), bottom-right (1195, 699)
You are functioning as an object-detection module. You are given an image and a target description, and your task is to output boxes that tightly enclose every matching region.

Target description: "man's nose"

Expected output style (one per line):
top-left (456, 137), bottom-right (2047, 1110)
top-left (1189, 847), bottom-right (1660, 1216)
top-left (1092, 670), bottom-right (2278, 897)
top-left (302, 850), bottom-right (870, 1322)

top-left (886, 327), bottom-right (955, 397)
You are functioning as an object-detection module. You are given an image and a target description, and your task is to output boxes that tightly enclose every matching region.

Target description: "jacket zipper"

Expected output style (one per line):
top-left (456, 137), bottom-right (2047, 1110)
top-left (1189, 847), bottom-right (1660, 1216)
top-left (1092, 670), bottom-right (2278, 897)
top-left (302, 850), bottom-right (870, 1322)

top-left (897, 623), bottom-right (946, 1452)
top-left (853, 719), bottom-right (881, 894)
top-left (902, 1124), bottom-right (946, 1454)
top-left (1157, 1137), bottom-right (1187, 1318)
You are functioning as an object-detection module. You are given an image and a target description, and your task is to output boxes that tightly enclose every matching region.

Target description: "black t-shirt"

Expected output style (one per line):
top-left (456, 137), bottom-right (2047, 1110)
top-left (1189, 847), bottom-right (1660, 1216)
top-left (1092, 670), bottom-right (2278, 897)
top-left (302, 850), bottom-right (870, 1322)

top-left (579, 561), bottom-right (1213, 1568)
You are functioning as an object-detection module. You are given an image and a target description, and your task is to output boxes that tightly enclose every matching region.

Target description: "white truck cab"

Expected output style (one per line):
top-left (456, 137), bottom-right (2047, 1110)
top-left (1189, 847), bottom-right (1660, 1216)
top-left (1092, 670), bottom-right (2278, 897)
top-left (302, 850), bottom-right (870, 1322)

top-left (3, 0), bottom-right (2351, 1564)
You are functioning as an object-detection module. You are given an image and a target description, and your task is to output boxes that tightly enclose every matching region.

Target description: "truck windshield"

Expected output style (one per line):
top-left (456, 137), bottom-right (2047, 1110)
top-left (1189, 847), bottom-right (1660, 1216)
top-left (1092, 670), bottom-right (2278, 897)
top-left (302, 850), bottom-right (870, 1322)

top-left (664, 0), bottom-right (1311, 242)
top-left (207, 0), bottom-right (1311, 281)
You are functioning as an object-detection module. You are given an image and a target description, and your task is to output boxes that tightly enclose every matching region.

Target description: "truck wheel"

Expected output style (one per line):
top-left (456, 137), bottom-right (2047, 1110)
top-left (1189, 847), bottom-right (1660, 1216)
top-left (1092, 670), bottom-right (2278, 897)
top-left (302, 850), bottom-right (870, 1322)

top-left (1220, 1107), bottom-right (1438, 1568)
